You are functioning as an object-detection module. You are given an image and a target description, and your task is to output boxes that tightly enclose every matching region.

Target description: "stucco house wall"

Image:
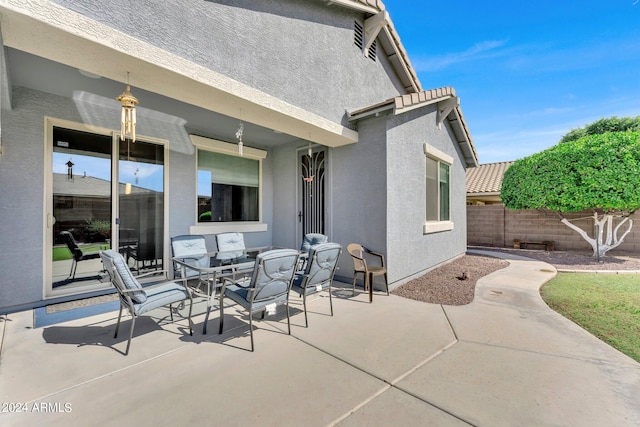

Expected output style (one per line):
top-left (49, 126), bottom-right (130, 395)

top-left (0, 0), bottom-right (478, 312)
top-left (386, 104), bottom-right (468, 284)
top-left (332, 115), bottom-right (389, 281)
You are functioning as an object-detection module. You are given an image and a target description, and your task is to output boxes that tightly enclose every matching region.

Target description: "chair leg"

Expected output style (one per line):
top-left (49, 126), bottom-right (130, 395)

top-left (352, 274), bottom-right (357, 296)
top-left (286, 299), bottom-right (291, 335)
top-left (169, 304), bottom-right (174, 321)
top-left (302, 294), bottom-right (309, 328)
top-left (384, 272), bottom-right (389, 296)
top-left (328, 285), bottom-right (334, 317)
top-left (125, 315), bottom-right (135, 356)
top-left (218, 295), bottom-right (225, 334)
top-left (68, 259), bottom-right (77, 280)
top-left (186, 297), bottom-right (194, 337)
top-left (114, 305), bottom-right (123, 338)
top-left (368, 273), bottom-right (373, 303)
top-left (249, 311), bottom-right (254, 352)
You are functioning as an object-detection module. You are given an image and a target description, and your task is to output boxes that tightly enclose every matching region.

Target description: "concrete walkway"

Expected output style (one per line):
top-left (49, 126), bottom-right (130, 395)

top-left (1, 251), bottom-right (639, 426)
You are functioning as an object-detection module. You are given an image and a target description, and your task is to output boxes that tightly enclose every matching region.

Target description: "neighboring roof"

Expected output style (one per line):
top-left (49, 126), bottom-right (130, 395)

top-left (329, 0), bottom-right (421, 93)
top-left (466, 161), bottom-right (515, 195)
top-left (348, 87), bottom-right (479, 167)
top-left (53, 173), bottom-right (153, 197)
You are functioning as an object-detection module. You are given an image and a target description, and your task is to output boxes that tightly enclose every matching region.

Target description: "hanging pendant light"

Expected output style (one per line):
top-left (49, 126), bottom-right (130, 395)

top-left (116, 72), bottom-right (138, 142)
top-left (235, 121), bottom-right (244, 156)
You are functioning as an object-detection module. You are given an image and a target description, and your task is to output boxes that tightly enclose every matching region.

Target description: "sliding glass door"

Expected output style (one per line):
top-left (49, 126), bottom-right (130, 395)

top-left (47, 122), bottom-right (165, 296)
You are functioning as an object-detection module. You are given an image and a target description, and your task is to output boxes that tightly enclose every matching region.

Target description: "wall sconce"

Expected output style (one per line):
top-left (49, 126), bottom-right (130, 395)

top-left (116, 72), bottom-right (138, 142)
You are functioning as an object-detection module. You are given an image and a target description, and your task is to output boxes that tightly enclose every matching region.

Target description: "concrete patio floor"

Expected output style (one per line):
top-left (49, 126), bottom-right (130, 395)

top-left (1, 250), bottom-right (639, 426)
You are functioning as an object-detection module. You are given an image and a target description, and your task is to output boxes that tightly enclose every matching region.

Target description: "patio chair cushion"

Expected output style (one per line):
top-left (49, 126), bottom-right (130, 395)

top-left (222, 248), bottom-right (299, 310)
top-left (300, 233), bottom-right (328, 252)
top-left (216, 232), bottom-right (245, 260)
top-left (132, 282), bottom-right (190, 316)
top-left (171, 235), bottom-right (208, 279)
top-left (223, 284), bottom-right (289, 311)
top-left (104, 250), bottom-right (147, 303)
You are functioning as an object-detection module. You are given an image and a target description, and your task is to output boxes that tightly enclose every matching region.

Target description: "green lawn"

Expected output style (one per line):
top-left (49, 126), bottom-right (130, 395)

top-left (52, 244), bottom-right (109, 261)
top-left (540, 273), bottom-right (640, 363)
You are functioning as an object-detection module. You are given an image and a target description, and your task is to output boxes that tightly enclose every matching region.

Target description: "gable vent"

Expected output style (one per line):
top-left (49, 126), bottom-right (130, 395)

top-left (354, 21), bottom-right (376, 61)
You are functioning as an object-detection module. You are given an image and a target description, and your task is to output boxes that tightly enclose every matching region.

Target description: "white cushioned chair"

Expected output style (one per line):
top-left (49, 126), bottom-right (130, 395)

top-left (290, 242), bottom-right (342, 327)
top-left (100, 250), bottom-right (193, 355)
top-left (218, 249), bottom-right (300, 351)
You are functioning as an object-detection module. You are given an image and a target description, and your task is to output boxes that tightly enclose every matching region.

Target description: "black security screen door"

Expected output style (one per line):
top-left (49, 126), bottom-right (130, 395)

top-left (299, 149), bottom-right (326, 236)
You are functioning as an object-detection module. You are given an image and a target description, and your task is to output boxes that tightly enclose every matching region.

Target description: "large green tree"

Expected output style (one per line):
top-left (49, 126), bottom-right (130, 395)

top-left (501, 131), bottom-right (640, 258)
top-left (560, 116), bottom-right (640, 143)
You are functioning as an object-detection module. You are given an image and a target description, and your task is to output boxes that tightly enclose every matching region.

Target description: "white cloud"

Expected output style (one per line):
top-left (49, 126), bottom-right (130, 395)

top-left (413, 39), bottom-right (510, 72)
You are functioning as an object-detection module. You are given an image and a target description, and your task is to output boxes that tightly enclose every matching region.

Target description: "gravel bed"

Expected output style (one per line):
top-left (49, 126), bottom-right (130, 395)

top-left (392, 248), bottom-right (640, 306)
top-left (392, 253), bottom-right (508, 306)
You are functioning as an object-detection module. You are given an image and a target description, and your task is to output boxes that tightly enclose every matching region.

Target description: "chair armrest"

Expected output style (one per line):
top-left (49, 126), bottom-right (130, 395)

top-left (117, 288), bottom-right (145, 295)
top-left (142, 280), bottom-right (190, 292)
top-left (134, 269), bottom-right (170, 280)
top-left (221, 276), bottom-right (251, 290)
top-left (363, 247), bottom-right (385, 267)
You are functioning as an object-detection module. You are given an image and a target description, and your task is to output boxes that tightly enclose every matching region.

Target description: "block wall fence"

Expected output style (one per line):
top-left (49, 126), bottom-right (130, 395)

top-left (467, 205), bottom-right (640, 254)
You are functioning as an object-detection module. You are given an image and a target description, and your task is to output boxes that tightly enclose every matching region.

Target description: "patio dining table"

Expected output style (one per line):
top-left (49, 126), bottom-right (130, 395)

top-left (173, 246), bottom-right (300, 333)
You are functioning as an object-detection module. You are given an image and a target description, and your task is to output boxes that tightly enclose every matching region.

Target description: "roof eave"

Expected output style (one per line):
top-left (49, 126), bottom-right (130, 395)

top-left (326, 0), bottom-right (421, 93)
top-left (448, 107), bottom-right (479, 168)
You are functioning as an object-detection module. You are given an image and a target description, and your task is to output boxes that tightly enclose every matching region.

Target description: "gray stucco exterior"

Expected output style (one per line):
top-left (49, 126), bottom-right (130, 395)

top-left (0, 0), bottom-right (477, 312)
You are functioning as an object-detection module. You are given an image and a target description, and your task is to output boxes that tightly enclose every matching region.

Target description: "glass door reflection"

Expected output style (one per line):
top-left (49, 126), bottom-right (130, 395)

top-left (118, 138), bottom-right (165, 272)
top-left (51, 127), bottom-right (112, 290)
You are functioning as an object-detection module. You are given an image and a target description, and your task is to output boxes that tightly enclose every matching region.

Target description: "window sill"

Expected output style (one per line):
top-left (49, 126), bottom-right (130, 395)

top-left (423, 221), bottom-right (454, 234)
top-left (189, 223), bottom-right (268, 235)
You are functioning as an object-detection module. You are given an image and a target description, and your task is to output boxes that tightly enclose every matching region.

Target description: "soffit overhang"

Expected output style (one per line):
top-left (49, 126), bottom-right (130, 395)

top-left (0, 0), bottom-right (358, 148)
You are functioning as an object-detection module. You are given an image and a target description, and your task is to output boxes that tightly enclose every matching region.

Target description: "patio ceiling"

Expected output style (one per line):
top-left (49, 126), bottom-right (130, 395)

top-left (0, 0), bottom-right (359, 150)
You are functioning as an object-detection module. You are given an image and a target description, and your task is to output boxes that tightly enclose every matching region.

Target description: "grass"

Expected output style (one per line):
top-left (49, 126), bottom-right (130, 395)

top-left (541, 273), bottom-right (640, 363)
top-left (52, 244), bottom-right (109, 261)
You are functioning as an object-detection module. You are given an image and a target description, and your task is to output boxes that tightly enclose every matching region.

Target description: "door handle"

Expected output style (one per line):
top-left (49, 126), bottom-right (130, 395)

top-left (298, 211), bottom-right (303, 223)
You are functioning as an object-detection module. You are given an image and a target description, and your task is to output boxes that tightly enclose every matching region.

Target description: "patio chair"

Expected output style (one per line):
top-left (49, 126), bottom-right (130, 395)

top-left (347, 243), bottom-right (389, 303)
top-left (100, 249), bottom-right (193, 355)
top-left (298, 233), bottom-right (329, 271)
top-left (170, 234), bottom-right (208, 281)
top-left (290, 242), bottom-right (342, 327)
top-left (215, 232), bottom-right (245, 260)
top-left (218, 248), bottom-right (300, 351)
top-left (60, 230), bottom-right (101, 280)
top-left (215, 232), bottom-right (255, 278)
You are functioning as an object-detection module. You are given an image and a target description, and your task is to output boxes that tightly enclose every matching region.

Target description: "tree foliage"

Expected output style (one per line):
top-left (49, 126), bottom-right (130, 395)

top-left (560, 116), bottom-right (640, 143)
top-left (501, 131), bottom-right (640, 213)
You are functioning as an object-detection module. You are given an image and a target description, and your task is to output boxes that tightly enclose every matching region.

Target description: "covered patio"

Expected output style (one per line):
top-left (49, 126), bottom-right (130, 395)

top-left (2, 252), bottom-right (639, 426)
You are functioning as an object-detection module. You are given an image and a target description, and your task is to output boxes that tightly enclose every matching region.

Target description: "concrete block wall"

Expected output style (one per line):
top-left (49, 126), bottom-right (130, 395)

top-left (467, 204), bottom-right (640, 255)
top-left (467, 205), bottom-right (505, 247)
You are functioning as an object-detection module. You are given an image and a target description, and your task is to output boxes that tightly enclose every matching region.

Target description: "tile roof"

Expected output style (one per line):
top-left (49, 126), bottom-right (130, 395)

top-left (394, 87), bottom-right (457, 112)
top-left (348, 87), bottom-right (479, 167)
top-left (466, 161), bottom-right (515, 194)
top-left (349, 0), bottom-right (386, 9)
top-left (53, 173), bottom-right (152, 197)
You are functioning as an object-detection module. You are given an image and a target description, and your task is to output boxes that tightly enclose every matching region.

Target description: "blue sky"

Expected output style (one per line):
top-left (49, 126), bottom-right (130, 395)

top-left (383, 1), bottom-right (640, 164)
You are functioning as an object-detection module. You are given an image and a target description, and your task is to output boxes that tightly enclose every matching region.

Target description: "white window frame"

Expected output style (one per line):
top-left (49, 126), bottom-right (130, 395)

top-left (423, 143), bottom-right (454, 234)
top-left (190, 135), bottom-right (268, 234)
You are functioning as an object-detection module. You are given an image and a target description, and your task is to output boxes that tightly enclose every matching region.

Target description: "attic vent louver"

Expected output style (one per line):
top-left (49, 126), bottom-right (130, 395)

top-left (354, 21), bottom-right (376, 61)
